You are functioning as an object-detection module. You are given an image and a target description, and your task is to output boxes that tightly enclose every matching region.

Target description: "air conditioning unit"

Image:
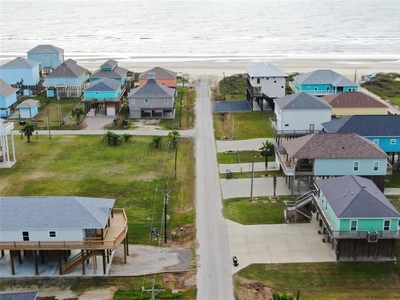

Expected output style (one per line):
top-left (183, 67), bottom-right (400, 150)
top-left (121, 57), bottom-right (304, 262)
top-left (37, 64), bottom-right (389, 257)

top-left (367, 232), bottom-right (378, 243)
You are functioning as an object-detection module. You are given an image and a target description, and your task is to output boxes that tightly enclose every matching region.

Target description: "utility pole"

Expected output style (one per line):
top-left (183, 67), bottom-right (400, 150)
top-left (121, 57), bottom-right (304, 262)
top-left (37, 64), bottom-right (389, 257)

top-left (174, 144), bottom-right (178, 178)
top-left (180, 75), bottom-right (184, 128)
top-left (47, 108), bottom-right (51, 139)
top-left (223, 72), bottom-right (226, 100)
top-left (142, 279), bottom-right (164, 300)
top-left (158, 183), bottom-right (172, 243)
top-left (250, 150), bottom-right (255, 202)
top-left (57, 95), bottom-right (61, 126)
top-left (231, 112), bottom-right (234, 139)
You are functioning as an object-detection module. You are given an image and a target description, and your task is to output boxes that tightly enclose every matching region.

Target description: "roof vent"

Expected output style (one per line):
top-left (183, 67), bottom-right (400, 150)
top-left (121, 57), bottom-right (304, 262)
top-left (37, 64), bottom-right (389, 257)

top-left (148, 72), bottom-right (156, 80)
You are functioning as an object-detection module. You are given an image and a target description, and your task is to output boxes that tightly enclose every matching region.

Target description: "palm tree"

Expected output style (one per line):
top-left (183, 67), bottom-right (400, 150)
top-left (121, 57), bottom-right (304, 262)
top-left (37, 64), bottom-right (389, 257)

top-left (151, 136), bottom-right (163, 148)
top-left (103, 130), bottom-right (115, 144)
top-left (259, 140), bottom-right (275, 176)
top-left (109, 133), bottom-right (122, 146)
top-left (272, 292), bottom-right (295, 300)
top-left (20, 123), bottom-right (35, 143)
top-left (71, 107), bottom-right (85, 125)
top-left (168, 130), bottom-right (180, 148)
top-left (122, 133), bottom-right (132, 142)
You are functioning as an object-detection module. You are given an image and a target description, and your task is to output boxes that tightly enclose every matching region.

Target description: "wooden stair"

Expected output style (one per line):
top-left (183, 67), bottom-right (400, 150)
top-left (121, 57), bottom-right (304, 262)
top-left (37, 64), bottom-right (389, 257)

top-left (63, 250), bottom-right (95, 274)
top-left (284, 190), bottom-right (315, 222)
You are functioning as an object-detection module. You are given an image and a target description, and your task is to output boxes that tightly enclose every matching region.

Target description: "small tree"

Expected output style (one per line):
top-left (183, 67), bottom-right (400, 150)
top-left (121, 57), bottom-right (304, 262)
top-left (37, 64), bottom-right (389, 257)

top-left (259, 140), bottom-right (275, 176)
top-left (71, 107), bottom-right (85, 125)
top-left (168, 130), bottom-right (180, 148)
top-left (122, 133), bottom-right (132, 142)
top-left (272, 292), bottom-right (295, 300)
top-left (151, 136), bottom-right (163, 149)
top-left (103, 130), bottom-right (114, 144)
top-left (20, 123), bottom-right (35, 143)
top-left (109, 133), bottom-right (122, 146)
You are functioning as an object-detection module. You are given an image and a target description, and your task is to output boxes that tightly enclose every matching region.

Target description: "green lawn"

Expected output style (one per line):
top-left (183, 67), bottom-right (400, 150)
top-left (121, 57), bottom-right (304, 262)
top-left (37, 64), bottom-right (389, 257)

top-left (361, 72), bottom-right (400, 107)
top-left (0, 135), bottom-right (195, 246)
top-left (217, 151), bottom-right (273, 164)
top-left (386, 170), bottom-right (400, 188)
top-left (219, 170), bottom-right (284, 179)
top-left (213, 111), bottom-right (274, 140)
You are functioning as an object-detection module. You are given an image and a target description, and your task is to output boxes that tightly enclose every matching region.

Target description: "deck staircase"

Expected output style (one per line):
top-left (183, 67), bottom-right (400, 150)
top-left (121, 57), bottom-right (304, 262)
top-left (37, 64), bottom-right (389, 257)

top-left (63, 250), bottom-right (96, 274)
top-left (284, 190), bottom-right (315, 223)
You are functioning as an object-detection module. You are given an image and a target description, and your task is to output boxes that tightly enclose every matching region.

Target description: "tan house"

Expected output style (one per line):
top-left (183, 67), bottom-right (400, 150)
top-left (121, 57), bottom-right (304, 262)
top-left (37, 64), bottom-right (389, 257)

top-left (323, 92), bottom-right (388, 117)
top-left (139, 67), bottom-right (177, 88)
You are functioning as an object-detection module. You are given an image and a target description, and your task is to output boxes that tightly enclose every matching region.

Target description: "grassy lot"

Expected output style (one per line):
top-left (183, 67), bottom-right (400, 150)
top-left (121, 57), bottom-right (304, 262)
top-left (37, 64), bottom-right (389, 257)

top-left (232, 195), bottom-right (400, 299)
top-left (213, 111), bottom-right (274, 140)
top-left (217, 151), bottom-right (275, 164)
top-left (386, 170), bottom-right (400, 188)
top-left (0, 135), bottom-right (195, 247)
top-left (361, 72), bottom-right (400, 107)
top-left (219, 170), bottom-right (284, 179)
top-left (216, 74), bottom-right (247, 100)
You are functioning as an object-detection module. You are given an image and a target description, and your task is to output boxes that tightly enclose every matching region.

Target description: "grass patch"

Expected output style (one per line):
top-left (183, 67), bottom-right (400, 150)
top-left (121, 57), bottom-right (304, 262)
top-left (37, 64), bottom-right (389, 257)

top-left (361, 72), bottom-right (400, 107)
top-left (216, 73), bottom-right (247, 100)
top-left (386, 170), bottom-right (400, 188)
top-left (219, 170), bottom-right (284, 179)
top-left (217, 151), bottom-right (274, 164)
top-left (213, 111), bottom-right (274, 140)
top-left (0, 135), bottom-right (195, 246)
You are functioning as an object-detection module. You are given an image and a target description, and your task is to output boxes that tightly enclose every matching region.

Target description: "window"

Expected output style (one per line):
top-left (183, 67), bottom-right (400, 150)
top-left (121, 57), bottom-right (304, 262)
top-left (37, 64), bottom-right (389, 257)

top-left (281, 86), bottom-right (284, 88)
top-left (373, 161), bottom-right (379, 171)
top-left (95, 92), bottom-right (99, 95)
top-left (131, 99), bottom-right (135, 105)
top-left (373, 139), bottom-right (379, 145)
top-left (164, 98), bottom-right (169, 105)
top-left (284, 124), bottom-right (289, 127)
top-left (353, 161), bottom-right (359, 171)
top-left (383, 220), bottom-right (390, 231)
top-left (49, 231), bottom-right (56, 237)
top-left (22, 231), bottom-right (29, 241)
top-left (144, 99), bottom-right (149, 105)
top-left (314, 87), bottom-right (318, 91)
top-left (350, 220), bottom-right (357, 231)
top-left (257, 78), bottom-right (260, 84)
top-left (274, 80), bottom-right (276, 83)
top-left (390, 139), bottom-right (396, 145)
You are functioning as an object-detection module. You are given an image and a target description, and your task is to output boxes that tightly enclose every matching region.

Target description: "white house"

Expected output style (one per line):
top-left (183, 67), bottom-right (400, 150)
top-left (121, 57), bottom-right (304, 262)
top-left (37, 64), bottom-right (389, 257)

top-left (0, 118), bottom-right (16, 168)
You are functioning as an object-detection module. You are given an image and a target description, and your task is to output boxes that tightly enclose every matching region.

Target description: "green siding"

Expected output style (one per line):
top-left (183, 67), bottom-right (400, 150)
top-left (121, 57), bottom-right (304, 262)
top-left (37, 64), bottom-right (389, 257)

top-left (340, 218), bottom-right (398, 232)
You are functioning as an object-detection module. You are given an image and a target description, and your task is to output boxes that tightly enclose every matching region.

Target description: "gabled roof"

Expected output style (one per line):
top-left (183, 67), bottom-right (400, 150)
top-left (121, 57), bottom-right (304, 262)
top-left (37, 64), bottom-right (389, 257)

top-left (128, 78), bottom-right (175, 98)
top-left (323, 92), bottom-right (387, 108)
top-left (293, 70), bottom-right (357, 87)
top-left (100, 59), bottom-right (118, 69)
top-left (85, 78), bottom-right (121, 92)
top-left (0, 196), bottom-right (115, 230)
top-left (282, 133), bottom-right (388, 159)
top-left (47, 59), bottom-right (87, 78)
top-left (27, 44), bottom-right (64, 54)
top-left (0, 79), bottom-right (18, 97)
top-left (322, 115), bottom-right (400, 136)
top-left (246, 62), bottom-right (288, 77)
top-left (317, 175), bottom-right (400, 218)
top-left (0, 57), bottom-right (40, 69)
top-left (139, 67), bottom-right (177, 80)
top-left (17, 99), bottom-right (40, 108)
top-left (275, 92), bottom-right (332, 110)
top-left (91, 61), bottom-right (128, 79)
top-left (0, 291), bottom-right (39, 300)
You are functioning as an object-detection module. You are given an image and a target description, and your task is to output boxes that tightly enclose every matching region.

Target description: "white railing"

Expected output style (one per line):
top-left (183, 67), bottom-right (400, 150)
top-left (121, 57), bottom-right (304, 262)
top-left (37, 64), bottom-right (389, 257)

top-left (289, 82), bottom-right (344, 95)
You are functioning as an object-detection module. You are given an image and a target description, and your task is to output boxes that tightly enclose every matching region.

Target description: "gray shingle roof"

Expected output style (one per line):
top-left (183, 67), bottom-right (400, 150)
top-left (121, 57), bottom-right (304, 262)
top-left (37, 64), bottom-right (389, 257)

top-left (0, 57), bottom-right (40, 69)
top-left (85, 78), bottom-right (121, 92)
top-left (27, 44), bottom-right (64, 54)
top-left (91, 66), bottom-right (128, 79)
top-left (317, 175), bottom-right (400, 218)
top-left (275, 92), bottom-right (332, 110)
top-left (47, 59), bottom-right (87, 78)
top-left (323, 92), bottom-right (387, 108)
top-left (0, 291), bottom-right (38, 300)
top-left (282, 133), bottom-right (388, 159)
top-left (0, 79), bottom-right (18, 97)
top-left (128, 78), bottom-right (175, 98)
top-left (0, 197), bottom-right (115, 230)
top-left (246, 62), bottom-right (288, 77)
top-left (294, 70), bottom-right (358, 86)
top-left (101, 59), bottom-right (118, 69)
top-left (322, 115), bottom-right (400, 136)
top-left (16, 99), bottom-right (39, 108)
top-left (139, 67), bottom-right (177, 79)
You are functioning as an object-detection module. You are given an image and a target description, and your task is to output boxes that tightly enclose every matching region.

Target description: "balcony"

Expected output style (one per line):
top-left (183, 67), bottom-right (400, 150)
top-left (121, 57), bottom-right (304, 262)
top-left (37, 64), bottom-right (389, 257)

top-left (289, 82), bottom-right (341, 95)
top-left (270, 117), bottom-right (315, 137)
top-left (0, 209), bottom-right (128, 251)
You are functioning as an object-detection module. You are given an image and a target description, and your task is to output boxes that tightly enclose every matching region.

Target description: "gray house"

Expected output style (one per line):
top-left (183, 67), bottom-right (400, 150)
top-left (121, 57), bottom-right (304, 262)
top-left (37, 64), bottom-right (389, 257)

top-left (127, 73), bottom-right (175, 118)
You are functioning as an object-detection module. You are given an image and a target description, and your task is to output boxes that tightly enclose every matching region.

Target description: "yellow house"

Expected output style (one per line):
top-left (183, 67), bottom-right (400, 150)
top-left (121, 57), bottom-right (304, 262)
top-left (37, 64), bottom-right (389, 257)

top-left (323, 92), bottom-right (388, 117)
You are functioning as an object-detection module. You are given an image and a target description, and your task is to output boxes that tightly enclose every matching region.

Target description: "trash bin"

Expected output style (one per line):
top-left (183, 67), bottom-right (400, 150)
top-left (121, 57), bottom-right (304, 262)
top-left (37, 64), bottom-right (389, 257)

top-left (226, 169), bottom-right (232, 179)
top-left (19, 120), bottom-right (26, 126)
top-left (122, 120), bottom-right (128, 126)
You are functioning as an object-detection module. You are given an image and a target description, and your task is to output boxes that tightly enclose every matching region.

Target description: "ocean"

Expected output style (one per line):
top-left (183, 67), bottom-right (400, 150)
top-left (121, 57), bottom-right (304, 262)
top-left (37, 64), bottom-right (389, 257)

top-left (1, 0), bottom-right (399, 63)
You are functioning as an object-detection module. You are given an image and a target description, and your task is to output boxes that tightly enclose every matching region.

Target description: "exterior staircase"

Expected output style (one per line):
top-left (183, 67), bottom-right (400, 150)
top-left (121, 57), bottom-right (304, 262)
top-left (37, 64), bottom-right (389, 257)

top-left (63, 250), bottom-right (95, 274)
top-left (284, 190), bottom-right (315, 223)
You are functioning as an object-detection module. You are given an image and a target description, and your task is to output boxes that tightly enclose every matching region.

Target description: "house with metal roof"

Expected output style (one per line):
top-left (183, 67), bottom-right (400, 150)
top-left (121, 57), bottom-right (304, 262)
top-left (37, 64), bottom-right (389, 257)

top-left (83, 78), bottom-right (124, 116)
top-left (245, 62), bottom-right (288, 111)
top-left (323, 92), bottom-right (388, 117)
top-left (16, 99), bottom-right (40, 119)
top-left (271, 92), bottom-right (332, 141)
top-left (313, 175), bottom-right (400, 261)
top-left (139, 67), bottom-right (177, 88)
top-left (27, 44), bottom-right (64, 71)
top-left (128, 73), bottom-right (175, 118)
top-left (290, 70), bottom-right (358, 96)
top-left (276, 133), bottom-right (391, 194)
top-left (0, 57), bottom-right (41, 94)
top-left (90, 59), bottom-right (128, 86)
top-left (44, 59), bottom-right (89, 98)
top-left (0, 196), bottom-right (128, 276)
top-left (0, 118), bottom-right (16, 168)
top-left (0, 79), bottom-right (18, 118)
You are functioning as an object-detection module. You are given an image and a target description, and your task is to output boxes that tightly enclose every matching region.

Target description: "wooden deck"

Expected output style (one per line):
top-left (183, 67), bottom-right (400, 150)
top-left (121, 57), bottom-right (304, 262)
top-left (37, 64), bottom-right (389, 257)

top-left (0, 209), bottom-right (127, 251)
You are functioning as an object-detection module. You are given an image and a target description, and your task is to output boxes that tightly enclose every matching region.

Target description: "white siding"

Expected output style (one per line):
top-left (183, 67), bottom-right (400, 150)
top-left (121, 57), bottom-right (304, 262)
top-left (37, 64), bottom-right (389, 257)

top-left (249, 76), bottom-right (286, 98)
top-left (0, 228), bottom-right (83, 242)
top-left (279, 109), bottom-right (331, 131)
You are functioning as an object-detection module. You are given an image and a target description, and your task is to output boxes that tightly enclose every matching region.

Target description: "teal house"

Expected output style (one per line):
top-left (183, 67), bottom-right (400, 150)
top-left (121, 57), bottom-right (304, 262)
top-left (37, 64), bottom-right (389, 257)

top-left (290, 70), bottom-right (358, 96)
top-left (314, 175), bottom-right (400, 261)
top-left (0, 79), bottom-right (18, 118)
top-left (83, 78), bottom-right (123, 116)
top-left (27, 44), bottom-right (64, 72)
top-left (90, 60), bottom-right (128, 86)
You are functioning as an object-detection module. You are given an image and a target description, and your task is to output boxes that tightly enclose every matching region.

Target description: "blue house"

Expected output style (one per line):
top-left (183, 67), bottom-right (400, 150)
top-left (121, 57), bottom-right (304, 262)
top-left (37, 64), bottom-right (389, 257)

top-left (290, 70), bottom-right (358, 96)
top-left (0, 79), bottom-right (18, 118)
top-left (276, 133), bottom-right (390, 194)
top-left (27, 44), bottom-right (64, 72)
top-left (313, 175), bottom-right (400, 261)
top-left (90, 59), bottom-right (128, 87)
top-left (0, 57), bottom-right (41, 94)
top-left (322, 115), bottom-right (400, 153)
top-left (16, 99), bottom-right (40, 119)
top-left (83, 78), bottom-right (123, 116)
top-left (44, 59), bottom-right (89, 98)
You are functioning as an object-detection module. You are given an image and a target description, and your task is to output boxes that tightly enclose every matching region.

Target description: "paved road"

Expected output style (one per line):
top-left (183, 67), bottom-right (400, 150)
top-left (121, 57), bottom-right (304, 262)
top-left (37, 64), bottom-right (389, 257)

top-left (195, 79), bottom-right (234, 300)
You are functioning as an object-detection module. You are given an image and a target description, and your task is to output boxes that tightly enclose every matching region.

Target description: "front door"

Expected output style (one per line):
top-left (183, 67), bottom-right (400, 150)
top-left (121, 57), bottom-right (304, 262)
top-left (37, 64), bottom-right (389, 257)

top-left (309, 124), bottom-right (314, 133)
